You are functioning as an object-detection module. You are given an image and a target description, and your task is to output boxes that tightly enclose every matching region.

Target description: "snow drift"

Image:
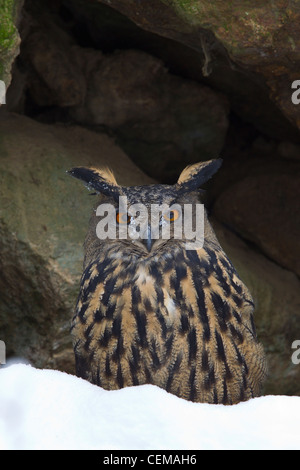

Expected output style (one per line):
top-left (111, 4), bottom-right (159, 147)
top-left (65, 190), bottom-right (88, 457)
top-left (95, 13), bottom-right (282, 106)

top-left (0, 363), bottom-right (299, 450)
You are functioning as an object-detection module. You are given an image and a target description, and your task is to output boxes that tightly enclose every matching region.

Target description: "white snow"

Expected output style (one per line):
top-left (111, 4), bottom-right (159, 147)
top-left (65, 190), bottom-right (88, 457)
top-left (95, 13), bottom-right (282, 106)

top-left (0, 362), bottom-right (300, 450)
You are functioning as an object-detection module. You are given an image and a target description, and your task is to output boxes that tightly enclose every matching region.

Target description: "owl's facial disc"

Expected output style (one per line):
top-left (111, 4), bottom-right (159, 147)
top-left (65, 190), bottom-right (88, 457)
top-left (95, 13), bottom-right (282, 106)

top-left (132, 222), bottom-right (167, 253)
top-left (120, 186), bottom-right (178, 253)
top-left (126, 211), bottom-right (160, 253)
top-left (128, 207), bottom-right (182, 253)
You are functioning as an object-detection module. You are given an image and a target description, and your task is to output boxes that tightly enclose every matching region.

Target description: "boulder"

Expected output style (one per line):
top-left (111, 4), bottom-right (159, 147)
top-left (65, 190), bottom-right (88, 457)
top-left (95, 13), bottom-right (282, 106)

top-left (0, 111), bottom-right (153, 372)
top-left (96, 0), bottom-right (300, 133)
top-left (59, 0), bottom-right (300, 144)
top-left (70, 48), bottom-right (229, 182)
top-left (16, 5), bottom-right (229, 183)
top-left (213, 172), bottom-right (300, 277)
top-left (20, 19), bottom-right (86, 108)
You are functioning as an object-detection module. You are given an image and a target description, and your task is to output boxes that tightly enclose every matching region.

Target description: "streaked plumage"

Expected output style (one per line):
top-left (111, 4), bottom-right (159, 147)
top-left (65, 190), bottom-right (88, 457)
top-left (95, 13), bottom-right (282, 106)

top-left (69, 160), bottom-right (267, 404)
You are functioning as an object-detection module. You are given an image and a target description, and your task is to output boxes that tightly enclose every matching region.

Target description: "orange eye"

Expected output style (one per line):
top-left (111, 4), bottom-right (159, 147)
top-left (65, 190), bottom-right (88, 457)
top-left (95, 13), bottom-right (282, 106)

top-left (116, 211), bottom-right (131, 225)
top-left (163, 209), bottom-right (180, 222)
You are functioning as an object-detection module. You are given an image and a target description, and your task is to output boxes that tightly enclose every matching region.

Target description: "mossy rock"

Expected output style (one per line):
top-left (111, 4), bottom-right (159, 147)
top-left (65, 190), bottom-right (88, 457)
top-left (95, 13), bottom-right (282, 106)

top-left (0, 0), bottom-right (23, 86)
top-left (96, 0), bottom-right (300, 132)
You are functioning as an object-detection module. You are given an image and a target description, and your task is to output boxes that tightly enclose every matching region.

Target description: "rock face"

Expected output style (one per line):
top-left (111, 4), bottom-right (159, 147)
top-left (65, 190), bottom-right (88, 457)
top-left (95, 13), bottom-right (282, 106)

top-left (18, 10), bottom-right (229, 183)
top-left (0, 111), bottom-right (153, 372)
top-left (70, 48), bottom-right (229, 182)
top-left (21, 20), bottom-right (86, 108)
top-left (96, 0), bottom-right (300, 133)
top-left (214, 173), bottom-right (300, 277)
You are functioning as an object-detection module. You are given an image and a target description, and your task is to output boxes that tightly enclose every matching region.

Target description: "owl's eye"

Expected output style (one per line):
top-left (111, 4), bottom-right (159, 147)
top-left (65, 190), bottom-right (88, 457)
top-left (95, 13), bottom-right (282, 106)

top-left (116, 211), bottom-right (131, 225)
top-left (163, 209), bottom-right (180, 222)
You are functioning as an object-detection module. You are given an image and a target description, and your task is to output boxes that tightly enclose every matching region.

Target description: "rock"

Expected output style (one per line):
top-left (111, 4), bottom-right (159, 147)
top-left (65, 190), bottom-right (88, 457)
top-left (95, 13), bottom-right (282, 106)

top-left (96, 0), bottom-right (300, 134)
top-left (70, 48), bottom-right (229, 182)
top-left (0, 111), bottom-right (153, 372)
top-left (278, 141), bottom-right (300, 161)
top-left (14, 4), bottom-right (229, 183)
top-left (213, 172), bottom-right (300, 277)
top-left (0, 0), bottom-right (24, 89)
top-left (213, 220), bottom-right (300, 396)
top-left (58, 0), bottom-right (299, 145)
top-left (19, 11), bottom-right (87, 108)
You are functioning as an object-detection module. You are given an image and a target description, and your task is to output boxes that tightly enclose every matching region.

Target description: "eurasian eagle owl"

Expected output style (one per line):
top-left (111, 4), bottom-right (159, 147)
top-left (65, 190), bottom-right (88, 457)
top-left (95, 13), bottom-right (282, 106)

top-left (68, 159), bottom-right (266, 405)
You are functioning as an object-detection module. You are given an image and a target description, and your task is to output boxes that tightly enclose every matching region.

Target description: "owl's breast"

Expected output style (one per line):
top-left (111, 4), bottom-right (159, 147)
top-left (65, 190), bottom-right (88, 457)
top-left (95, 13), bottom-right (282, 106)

top-left (72, 243), bottom-right (266, 404)
top-left (134, 264), bottom-right (180, 322)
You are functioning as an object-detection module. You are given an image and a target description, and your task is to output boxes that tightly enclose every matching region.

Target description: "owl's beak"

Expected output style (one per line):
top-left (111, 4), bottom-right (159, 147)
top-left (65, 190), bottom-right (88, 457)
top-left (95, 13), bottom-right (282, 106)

top-left (141, 225), bottom-right (154, 252)
top-left (146, 225), bottom-right (154, 252)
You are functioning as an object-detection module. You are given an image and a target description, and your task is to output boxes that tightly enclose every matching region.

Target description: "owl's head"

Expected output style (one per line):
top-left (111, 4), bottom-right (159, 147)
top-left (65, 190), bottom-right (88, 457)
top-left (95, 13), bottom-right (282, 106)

top-left (68, 159), bottom-right (222, 254)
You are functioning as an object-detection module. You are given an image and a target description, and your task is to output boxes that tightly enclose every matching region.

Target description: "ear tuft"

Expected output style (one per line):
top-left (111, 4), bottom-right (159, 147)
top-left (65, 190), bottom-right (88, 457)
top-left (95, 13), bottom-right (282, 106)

top-left (96, 168), bottom-right (118, 186)
top-left (176, 159), bottom-right (222, 193)
top-left (67, 166), bottom-right (121, 200)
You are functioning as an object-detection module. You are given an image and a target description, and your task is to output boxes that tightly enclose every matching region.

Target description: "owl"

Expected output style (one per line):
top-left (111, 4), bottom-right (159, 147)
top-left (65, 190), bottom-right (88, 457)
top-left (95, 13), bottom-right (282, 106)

top-left (68, 159), bottom-right (267, 405)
